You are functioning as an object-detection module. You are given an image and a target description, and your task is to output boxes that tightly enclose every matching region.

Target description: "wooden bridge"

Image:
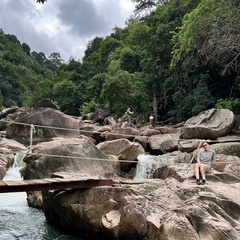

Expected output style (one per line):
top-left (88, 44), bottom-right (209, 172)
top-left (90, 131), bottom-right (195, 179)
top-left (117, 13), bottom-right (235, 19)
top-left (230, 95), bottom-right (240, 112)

top-left (0, 177), bottom-right (116, 193)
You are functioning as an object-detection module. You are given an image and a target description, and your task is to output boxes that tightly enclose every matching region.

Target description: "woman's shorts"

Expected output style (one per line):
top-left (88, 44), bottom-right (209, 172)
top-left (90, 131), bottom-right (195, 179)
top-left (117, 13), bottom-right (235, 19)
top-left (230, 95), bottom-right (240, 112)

top-left (205, 164), bottom-right (210, 173)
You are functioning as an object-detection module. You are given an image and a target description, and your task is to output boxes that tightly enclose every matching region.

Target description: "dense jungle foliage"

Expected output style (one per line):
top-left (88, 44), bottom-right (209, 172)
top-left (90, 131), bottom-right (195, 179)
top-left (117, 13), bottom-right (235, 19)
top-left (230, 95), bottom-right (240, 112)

top-left (1, 0), bottom-right (240, 122)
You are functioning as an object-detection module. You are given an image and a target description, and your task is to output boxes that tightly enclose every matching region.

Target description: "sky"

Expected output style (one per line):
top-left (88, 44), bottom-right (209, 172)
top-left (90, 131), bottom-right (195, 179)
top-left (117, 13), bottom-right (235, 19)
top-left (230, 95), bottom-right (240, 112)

top-left (0, 0), bottom-right (136, 62)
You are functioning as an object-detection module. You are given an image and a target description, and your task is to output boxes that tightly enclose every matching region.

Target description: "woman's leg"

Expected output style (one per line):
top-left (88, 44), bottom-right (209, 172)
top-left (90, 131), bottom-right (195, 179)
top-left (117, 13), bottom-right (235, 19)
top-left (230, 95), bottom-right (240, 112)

top-left (198, 164), bottom-right (207, 185)
top-left (194, 163), bottom-right (200, 179)
top-left (199, 164), bottom-right (206, 180)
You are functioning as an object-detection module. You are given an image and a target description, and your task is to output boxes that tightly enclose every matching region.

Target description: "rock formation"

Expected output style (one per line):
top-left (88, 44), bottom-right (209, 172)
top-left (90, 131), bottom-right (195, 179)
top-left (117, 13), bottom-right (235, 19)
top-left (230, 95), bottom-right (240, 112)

top-left (43, 167), bottom-right (240, 240)
top-left (22, 137), bottom-right (119, 207)
top-left (1, 106), bottom-right (240, 239)
top-left (180, 108), bottom-right (236, 139)
top-left (5, 108), bottom-right (84, 145)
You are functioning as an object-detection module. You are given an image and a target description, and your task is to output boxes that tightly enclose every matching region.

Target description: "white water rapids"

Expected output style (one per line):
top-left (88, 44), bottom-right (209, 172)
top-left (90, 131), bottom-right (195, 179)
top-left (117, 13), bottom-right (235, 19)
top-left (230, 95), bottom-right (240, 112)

top-left (134, 153), bottom-right (175, 180)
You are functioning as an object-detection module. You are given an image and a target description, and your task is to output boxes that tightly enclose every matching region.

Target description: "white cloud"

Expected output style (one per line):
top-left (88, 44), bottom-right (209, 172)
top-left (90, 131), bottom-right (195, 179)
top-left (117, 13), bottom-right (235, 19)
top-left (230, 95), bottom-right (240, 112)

top-left (0, 0), bottom-right (136, 62)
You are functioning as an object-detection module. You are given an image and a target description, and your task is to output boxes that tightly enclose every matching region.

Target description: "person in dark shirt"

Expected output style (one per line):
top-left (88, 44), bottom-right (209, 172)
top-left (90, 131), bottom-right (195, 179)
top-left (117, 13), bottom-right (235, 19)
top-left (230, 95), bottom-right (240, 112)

top-left (126, 107), bottom-right (134, 126)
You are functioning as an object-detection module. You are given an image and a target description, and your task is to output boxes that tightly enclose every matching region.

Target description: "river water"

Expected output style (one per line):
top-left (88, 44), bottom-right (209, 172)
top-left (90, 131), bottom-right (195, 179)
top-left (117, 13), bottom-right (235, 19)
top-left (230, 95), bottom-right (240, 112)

top-left (0, 153), bottom-right (80, 240)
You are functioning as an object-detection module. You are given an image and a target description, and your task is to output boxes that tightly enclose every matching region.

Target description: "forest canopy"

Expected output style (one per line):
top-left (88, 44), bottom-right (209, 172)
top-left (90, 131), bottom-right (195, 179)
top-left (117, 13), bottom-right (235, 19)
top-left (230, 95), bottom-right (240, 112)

top-left (1, 0), bottom-right (240, 122)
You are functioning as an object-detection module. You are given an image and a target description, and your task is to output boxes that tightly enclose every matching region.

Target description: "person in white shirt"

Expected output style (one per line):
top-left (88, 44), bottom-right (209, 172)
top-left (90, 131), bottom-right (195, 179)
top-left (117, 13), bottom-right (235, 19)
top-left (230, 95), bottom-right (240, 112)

top-left (149, 113), bottom-right (154, 128)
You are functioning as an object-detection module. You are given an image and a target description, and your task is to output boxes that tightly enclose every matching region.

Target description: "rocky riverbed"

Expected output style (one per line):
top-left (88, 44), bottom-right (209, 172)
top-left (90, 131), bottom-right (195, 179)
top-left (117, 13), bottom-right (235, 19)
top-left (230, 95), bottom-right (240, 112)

top-left (1, 106), bottom-right (240, 239)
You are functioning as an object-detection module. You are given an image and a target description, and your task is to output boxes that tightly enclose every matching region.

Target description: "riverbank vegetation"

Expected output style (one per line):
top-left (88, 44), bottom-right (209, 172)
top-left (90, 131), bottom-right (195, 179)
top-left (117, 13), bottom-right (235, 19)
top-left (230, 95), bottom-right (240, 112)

top-left (1, 0), bottom-right (240, 122)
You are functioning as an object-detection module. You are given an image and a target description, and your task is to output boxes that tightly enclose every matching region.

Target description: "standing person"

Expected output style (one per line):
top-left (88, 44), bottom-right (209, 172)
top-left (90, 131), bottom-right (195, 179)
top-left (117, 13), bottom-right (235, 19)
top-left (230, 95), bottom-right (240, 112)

top-left (194, 142), bottom-right (215, 185)
top-left (149, 113), bottom-right (154, 128)
top-left (126, 107), bottom-right (134, 126)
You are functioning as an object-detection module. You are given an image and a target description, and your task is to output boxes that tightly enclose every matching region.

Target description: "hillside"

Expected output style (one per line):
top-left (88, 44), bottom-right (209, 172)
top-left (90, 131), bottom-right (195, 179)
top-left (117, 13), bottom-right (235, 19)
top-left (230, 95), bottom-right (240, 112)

top-left (1, 0), bottom-right (240, 122)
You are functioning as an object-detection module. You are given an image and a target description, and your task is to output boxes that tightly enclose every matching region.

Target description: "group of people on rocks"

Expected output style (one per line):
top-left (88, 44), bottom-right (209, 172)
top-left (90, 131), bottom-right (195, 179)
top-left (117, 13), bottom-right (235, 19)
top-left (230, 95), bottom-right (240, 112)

top-left (125, 107), bottom-right (154, 127)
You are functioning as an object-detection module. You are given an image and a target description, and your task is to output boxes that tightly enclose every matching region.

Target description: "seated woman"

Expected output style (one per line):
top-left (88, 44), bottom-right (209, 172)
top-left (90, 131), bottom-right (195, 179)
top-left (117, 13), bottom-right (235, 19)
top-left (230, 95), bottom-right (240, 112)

top-left (194, 142), bottom-right (215, 185)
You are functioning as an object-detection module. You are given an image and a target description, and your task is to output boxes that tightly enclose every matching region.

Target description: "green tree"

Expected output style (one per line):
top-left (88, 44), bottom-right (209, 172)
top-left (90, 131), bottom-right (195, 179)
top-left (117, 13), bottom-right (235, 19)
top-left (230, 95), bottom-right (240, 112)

top-left (0, 29), bottom-right (57, 109)
top-left (22, 43), bottom-right (31, 55)
top-left (34, 0), bottom-right (240, 122)
top-left (0, 62), bottom-right (24, 107)
top-left (53, 79), bottom-right (78, 114)
top-left (25, 78), bottom-right (54, 107)
top-left (101, 70), bottom-right (133, 115)
top-left (120, 47), bottom-right (141, 73)
top-left (131, 0), bottom-right (166, 14)
top-left (170, 0), bottom-right (240, 117)
top-left (84, 37), bottom-right (103, 59)
top-left (130, 0), bottom-right (200, 119)
top-left (100, 36), bottom-right (122, 66)
top-left (216, 98), bottom-right (240, 114)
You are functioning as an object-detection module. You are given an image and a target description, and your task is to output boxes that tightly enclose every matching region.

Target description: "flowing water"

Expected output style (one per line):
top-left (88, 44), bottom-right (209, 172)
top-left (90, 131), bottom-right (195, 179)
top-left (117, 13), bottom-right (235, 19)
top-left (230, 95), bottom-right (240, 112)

top-left (134, 153), bottom-right (175, 180)
top-left (0, 152), bottom-right (80, 240)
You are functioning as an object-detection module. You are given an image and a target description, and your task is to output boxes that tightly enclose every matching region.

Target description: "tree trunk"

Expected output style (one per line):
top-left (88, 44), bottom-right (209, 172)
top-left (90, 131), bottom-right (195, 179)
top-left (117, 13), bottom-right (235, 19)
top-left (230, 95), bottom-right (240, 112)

top-left (152, 92), bottom-right (158, 121)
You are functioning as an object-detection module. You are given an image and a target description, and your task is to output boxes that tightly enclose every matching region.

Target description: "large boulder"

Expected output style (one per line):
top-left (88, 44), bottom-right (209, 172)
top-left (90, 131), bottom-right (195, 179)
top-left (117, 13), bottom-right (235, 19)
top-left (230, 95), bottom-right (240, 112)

top-left (21, 137), bottom-right (118, 207)
top-left (212, 154), bottom-right (240, 177)
top-left (0, 137), bottom-right (27, 153)
top-left (180, 108), bottom-right (236, 139)
top-left (97, 138), bottom-right (136, 156)
top-left (155, 126), bottom-right (180, 134)
top-left (42, 163), bottom-right (240, 239)
top-left (141, 129), bottom-right (161, 137)
top-left (133, 136), bottom-right (148, 151)
top-left (23, 137), bottom-right (117, 180)
top-left (97, 138), bottom-right (144, 172)
top-left (33, 98), bottom-right (57, 110)
top-left (101, 127), bottom-right (140, 141)
top-left (5, 108), bottom-right (84, 145)
top-left (211, 142), bottom-right (240, 157)
top-left (148, 133), bottom-right (179, 154)
top-left (178, 139), bottom-right (203, 153)
top-left (79, 126), bottom-right (106, 144)
top-left (91, 108), bottom-right (110, 125)
top-left (0, 106), bottom-right (19, 130)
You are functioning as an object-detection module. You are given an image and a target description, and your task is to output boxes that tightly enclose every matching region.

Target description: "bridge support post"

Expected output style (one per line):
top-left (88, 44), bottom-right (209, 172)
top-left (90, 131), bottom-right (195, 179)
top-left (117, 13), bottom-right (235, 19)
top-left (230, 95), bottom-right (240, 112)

top-left (29, 124), bottom-right (35, 153)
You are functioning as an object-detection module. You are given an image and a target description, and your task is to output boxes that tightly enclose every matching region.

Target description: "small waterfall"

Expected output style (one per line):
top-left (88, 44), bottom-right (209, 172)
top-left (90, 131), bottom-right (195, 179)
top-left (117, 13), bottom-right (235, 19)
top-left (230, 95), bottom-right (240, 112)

top-left (3, 150), bottom-right (28, 180)
top-left (134, 154), bottom-right (175, 180)
top-left (1, 150), bottom-right (29, 206)
top-left (4, 150), bottom-right (28, 180)
top-left (13, 149), bottom-right (29, 166)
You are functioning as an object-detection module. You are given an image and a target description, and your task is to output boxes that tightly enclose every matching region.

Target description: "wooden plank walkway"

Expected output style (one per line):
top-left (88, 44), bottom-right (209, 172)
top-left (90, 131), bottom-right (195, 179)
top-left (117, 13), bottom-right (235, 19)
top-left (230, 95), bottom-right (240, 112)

top-left (0, 177), bottom-right (115, 193)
